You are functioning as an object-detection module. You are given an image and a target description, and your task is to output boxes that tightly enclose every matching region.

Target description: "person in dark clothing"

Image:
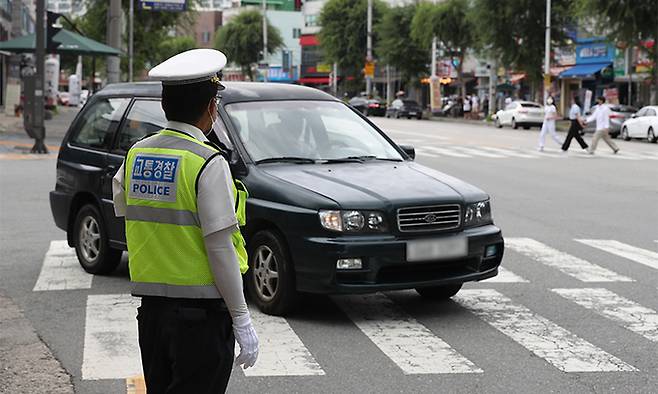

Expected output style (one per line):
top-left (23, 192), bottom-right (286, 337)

top-left (561, 96), bottom-right (588, 152)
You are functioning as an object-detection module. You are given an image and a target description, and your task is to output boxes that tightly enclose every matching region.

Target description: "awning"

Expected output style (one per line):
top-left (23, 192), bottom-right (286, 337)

top-left (0, 28), bottom-right (121, 55)
top-left (510, 73), bottom-right (526, 83)
top-left (550, 65), bottom-right (573, 76)
top-left (298, 77), bottom-right (329, 84)
top-left (559, 63), bottom-right (610, 79)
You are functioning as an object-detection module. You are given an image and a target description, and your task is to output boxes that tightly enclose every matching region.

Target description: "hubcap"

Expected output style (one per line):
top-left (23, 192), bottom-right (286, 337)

top-left (252, 245), bottom-right (279, 302)
top-left (79, 216), bottom-right (101, 263)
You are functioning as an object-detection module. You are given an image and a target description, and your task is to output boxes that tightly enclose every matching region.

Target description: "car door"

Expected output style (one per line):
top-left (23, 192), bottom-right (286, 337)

top-left (106, 98), bottom-right (168, 246)
top-left (62, 96), bottom-right (130, 218)
top-left (628, 107), bottom-right (647, 138)
top-left (501, 103), bottom-right (515, 125)
top-left (644, 108), bottom-right (657, 136)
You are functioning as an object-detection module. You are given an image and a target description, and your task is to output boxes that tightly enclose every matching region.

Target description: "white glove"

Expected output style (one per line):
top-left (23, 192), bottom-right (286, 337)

top-left (233, 313), bottom-right (259, 369)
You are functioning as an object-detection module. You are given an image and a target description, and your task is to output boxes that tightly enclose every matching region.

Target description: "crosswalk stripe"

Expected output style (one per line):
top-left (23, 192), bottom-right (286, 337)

top-left (452, 146), bottom-right (505, 158)
top-left (478, 146), bottom-right (539, 158)
top-left (333, 293), bottom-right (482, 374)
top-left (423, 146), bottom-right (471, 158)
top-left (82, 294), bottom-right (141, 380)
top-left (505, 238), bottom-right (633, 282)
top-left (455, 289), bottom-right (637, 372)
top-left (552, 288), bottom-right (658, 343)
top-left (33, 240), bottom-right (92, 291)
top-left (576, 239), bottom-right (658, 271)
top-left (482, 267), bottom-right (529, 283)
top-left (241, 309), bottom-right (325, 376)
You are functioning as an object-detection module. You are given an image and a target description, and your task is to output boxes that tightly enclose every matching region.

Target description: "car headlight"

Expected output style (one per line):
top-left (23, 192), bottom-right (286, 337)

top-left (319, 210), bottom-right (388, 233)
top-left (463, 200), bottom-right (492, 227)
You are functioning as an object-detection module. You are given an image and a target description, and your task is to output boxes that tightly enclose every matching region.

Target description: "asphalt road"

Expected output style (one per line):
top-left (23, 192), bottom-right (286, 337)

top-left (1, 117), bottom-right (657, 393)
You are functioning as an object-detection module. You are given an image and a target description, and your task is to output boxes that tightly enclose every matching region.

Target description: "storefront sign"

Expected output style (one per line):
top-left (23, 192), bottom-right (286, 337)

top-left (604, 88), bottom-right (619, 105)
top-left (576, 42), bottom-right (615, 64)
top-left (139, 0), bottom-right (186, 11)
top-left (430, 77), bottom-right (441, 113)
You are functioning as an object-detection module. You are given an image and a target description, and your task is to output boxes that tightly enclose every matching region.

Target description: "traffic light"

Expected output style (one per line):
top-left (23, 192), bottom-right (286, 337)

top-left (46, 11), bottom-right (63, 52)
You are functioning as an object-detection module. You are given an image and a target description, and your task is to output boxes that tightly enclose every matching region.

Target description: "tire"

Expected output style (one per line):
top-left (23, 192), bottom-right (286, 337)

top-left (523, 125), bottom-right (530, 130)
top-left (621, 126), bottom-right (630, 141)
top-left (407, 116), bottom-right (412, 119)
top-left (395, 112), bottom-right (400, 119)
top-left (649, 127), bottom-right (657, 143)
top-left (511, 117), bottom-right (518, 129)
top-left (416, 114), bottom-right (422, 120)
top-left (246, 230), bottom-right (298, 316)
top-left (73, 204), bottom-right (122, 274)
top-left (415, 283), bottom-right (463, 300)
top-left (494, 117), bottom-right (502, 128)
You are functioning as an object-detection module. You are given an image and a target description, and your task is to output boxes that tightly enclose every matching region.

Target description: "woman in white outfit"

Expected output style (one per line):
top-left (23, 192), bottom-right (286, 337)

top-left (538, 96), bottom-right (563, 151)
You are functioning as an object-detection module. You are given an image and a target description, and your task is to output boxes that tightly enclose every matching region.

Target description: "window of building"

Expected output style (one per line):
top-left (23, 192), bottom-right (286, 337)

top-left (71, 98), bottom-right (129, 150)
top-left (304, 14), bottom-right (317, 27)
top-left (202, 31), bottom-right (211, 43)
top-left (292, 28), bottom-right (301, 38)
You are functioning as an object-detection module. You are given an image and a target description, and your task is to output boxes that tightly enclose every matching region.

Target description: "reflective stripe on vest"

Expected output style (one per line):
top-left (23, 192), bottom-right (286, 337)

top-left (132, 282), bottom-right (220, 299)
top-left (126, 205), bottom-right (200, 226)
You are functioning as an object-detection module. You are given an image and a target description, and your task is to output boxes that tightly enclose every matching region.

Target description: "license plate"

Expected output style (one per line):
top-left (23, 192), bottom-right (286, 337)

top-left (406, 236), bottom-right (467, 262)
top-left (409, 112), bottom-right (417, 115)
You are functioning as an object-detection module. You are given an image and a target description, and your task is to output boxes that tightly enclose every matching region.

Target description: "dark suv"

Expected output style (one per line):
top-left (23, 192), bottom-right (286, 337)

top-left (50, 82), bottom-right (504, 315)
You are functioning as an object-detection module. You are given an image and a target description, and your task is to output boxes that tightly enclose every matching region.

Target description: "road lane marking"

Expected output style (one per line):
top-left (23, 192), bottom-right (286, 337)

top-left (505, 238), bottom-right (633, 282)
top-left (333, 293), bottom-right (482, 374)
top-left (240, 309), bottom-right (325, 376)
top-left (455, 289), bottom-right (637, 372)
top-left (576, 239), bottom-right (658, 271)
top-left (478, 146), bottom-right (539, 158)
top-left (482, 267), bottom-right (529, 283)
top-left (553, 288), bottom-right (658, 343)
top-left (33, 240), bottom-right (92, 291)
top-left (82, 294), bottom-right (141, 380)
top-left (423, 146), bottom-right (470, 158)
top-left (451, 146), bottom-right (505, 158)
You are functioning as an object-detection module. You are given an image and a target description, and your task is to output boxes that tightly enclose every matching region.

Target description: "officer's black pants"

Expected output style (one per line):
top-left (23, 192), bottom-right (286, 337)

top-left (562, 119), bottom-right (589, 151)
top-left (137, 296), bottom-right (235, 394)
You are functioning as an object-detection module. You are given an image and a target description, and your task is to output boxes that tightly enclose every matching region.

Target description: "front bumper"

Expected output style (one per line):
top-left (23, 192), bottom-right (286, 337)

top-left (293, 224), bottom-right (504, 294)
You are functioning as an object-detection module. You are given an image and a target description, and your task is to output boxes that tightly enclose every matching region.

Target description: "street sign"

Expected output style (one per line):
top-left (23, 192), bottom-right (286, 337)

top-left (364, 61), bottom-right (375, 78)
top-left (139, 0), bottom-right (186, 11)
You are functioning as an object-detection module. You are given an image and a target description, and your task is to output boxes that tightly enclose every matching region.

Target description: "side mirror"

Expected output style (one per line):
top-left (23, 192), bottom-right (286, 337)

top-left (631, 114), bottom-right (637, 118)
top-left (399, 144), bottom-right (415, 160)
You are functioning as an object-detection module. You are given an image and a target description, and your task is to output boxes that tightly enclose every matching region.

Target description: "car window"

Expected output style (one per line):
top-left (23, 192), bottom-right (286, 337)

top-left (403, 100), bottom-right (418, 106)
top-left (116, 100), bottom-right (167, 151)
top-left (636, 108), bottom-right (647, 117)
top-left (505, 103), bottom-right (516, 111)
top-left (646, 109), bottom-right (656, 117)
top-left (226, 100), bottom-right (403, 162)
top-left (520, 103), bottom-right (541, 108)
top-left (71, 97), bottom-right (129, 149)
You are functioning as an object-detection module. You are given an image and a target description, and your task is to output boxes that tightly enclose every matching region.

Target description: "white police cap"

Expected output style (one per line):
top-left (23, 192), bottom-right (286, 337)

top-left (148, 48), bottom-right (227, 86)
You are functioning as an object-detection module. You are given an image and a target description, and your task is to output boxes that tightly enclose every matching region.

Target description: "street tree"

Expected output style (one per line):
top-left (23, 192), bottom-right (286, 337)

top-left (319, 0), bottom-right (387, 93)
top-left (214, 10), bottom-right (283, 81)
top-left (576, 0), bottom-right (658, 104)
top-left (375, 5), bottom-right (429, 87)
top-left (411, 0), bottom-right (474, 101)
top-left (471, 0), bottom-right (572, 94)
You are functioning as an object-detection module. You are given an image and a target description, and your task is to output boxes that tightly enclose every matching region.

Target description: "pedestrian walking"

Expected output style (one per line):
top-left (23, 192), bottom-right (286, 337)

top-left (112, 49), bottom-right (259, 393)
top-left (537, 96), bottom-right (563, 151)
top-left (586, 96), bottom-right (619, 155)
top-left (463, 95), bottom-right (471, 118)
top-left (561, 96), bottom-right (589, 153)
top-left (471, 95), bottom-right (479, 120)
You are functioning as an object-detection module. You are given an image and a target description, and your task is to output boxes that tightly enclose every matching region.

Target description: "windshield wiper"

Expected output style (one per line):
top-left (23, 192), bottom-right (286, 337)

top-left (255, 157), bottom-right (317, 164)
top-left (322, 155), bottom-right (403, 163)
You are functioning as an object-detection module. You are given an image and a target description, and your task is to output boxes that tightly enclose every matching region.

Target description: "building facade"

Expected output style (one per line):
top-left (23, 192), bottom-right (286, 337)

top-left (1, 0), bottom-right (35, 113)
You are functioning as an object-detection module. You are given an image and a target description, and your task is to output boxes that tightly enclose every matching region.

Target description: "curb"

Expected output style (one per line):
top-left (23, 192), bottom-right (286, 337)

top-left (0, 292), bottom-right (74, 393)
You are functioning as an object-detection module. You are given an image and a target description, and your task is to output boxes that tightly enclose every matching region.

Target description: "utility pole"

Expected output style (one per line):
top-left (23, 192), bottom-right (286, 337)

top-left (488, 60), bottom-right (496, 116)
top-left (366, 0), bottom-right (373, 96)
top-left (32, 0), bottom-right (47, 153)
top-left (262, 0), bottom-right (268, 82)
top-left (128, 0), bottom-right (134, 82)
top-left (543, 0), bottom-right (551, 104)
top-left (107, 0), bottom-right (121, 84)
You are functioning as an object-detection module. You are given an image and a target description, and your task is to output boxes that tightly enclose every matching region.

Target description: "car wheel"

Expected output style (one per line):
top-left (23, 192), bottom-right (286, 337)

top-left (407, 116), bottom-right (412, 119)
top-left (494, 117), bottom-right (502, 128)
top-left (246, 230), bottom-right (298, 316)
top-left (73, 204), bottom-right (122, 274)
top-left (621, 126), bottom-right (630, 141)
top-left (511, 118), bottom-right (518, 129)
top-left (395, 112), bottom-right (400, 119)
top-left (648, 127), bottom-right (657, 143)
top-left (415, 283), bottom-right (463, 300)
top-left (416, 114), bottom-right (422, 120)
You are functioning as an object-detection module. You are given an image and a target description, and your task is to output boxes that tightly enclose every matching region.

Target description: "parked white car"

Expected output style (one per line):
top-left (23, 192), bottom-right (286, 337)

top-left (494, 101), bottom-right (544, 129)
top-left (620, 106), bottom-right (658, 143)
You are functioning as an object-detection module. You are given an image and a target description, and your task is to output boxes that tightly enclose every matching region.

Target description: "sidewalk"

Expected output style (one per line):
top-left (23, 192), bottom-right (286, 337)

top-left (427, 115), bottom-right (572, 132)
top-left (0, 106), bottom-right (80, 155)
top-left (0, 292), bottom-right (74, 393)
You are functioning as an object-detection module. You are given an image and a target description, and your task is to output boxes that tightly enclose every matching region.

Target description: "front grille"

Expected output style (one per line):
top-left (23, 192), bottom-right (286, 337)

top-left (397, 204), bottom-right (461, 232)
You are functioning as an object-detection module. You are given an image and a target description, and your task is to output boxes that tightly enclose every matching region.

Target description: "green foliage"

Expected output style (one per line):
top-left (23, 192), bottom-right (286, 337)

top-left (158, 36), bottom-right (197, 62)
top-left (319, 0), bottom-right (387, 86)
top-left (214, 9), bottom-right (283, 80)
top-left (576, 0), bottom-right (658, 102)
top-left (375, 5), bottom-right (429, 83)
top-left (471, 0), bottom-right (572, 84)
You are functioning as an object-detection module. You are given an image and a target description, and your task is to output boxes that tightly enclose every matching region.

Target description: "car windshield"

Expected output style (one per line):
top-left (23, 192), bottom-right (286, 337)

top-left (225, 100), bottom-right (403, 163)
top-left (403, 100), bottom-right (419, 106)
top-left (520, 103), bottom-right (541, 108)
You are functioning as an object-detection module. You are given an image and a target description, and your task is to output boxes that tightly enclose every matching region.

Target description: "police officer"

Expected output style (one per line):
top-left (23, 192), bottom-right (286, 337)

top-left (112, 48), bottom-right (258, 393)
